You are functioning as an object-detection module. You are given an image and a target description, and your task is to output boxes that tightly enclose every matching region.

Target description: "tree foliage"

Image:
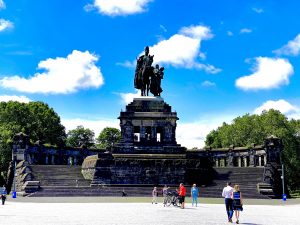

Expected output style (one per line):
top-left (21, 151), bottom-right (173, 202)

top-left (96, 127), bottom-right (121, 149)
top-left (0, 101), bottom-right (66, 178)
top-left (66, 125), bottom-right (95, 148)
top-left (205, 109), bottom-right (300, 190)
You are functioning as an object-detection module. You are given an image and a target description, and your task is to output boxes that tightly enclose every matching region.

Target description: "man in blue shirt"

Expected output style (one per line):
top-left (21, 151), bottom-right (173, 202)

top-left (191, 183), bottom-right (199, 207)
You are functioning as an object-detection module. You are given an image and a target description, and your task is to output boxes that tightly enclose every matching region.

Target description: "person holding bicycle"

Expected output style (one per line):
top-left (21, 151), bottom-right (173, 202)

top-left (162, 185), bottom-right (169, 206)
top-left (178, 183), bottom-right (186, 209)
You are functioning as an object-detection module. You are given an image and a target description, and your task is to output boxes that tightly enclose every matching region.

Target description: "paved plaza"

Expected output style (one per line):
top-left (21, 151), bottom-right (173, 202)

top-left (0, 198), bottom-right (299, 225)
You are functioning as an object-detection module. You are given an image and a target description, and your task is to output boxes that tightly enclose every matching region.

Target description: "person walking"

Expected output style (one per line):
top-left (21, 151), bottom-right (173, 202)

top-left (179, 183), bottom-right (186, 209)
top-left (191, 183), bottom-right (199, 207)
top-left (222, 182), bottom-right (234, 223)
top-left (162, 185), bottom-right (169, 206)
top-left (1, 185), bottom-right (7, 205)
top-left (231, 184), bottom-right (243, 224)
top-left (152, 187), bottom-right (158, 204)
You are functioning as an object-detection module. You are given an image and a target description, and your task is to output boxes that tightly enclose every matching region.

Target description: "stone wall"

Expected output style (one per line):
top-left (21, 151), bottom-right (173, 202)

top-left (82, 152), bottom-right (187, 185)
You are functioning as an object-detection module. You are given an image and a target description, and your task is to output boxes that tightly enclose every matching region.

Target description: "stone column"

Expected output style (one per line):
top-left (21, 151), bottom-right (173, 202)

top-left (249, 155), bottom-right (255, 167)
top-left (74, 157), bottom-right (78, 165)
top-left (244, 157), bottom-right (247, 167)
top-left (140, 126), bottom-right (146, 142)
top-left (215, 158), bottom-right (219, 167)
top-left (51, 155), bottom-right (55, 165)
top-left (264, 155), bottom-right (267, 165)
top-left (45, 155), bottom-right (49, 165)
top-left (259, 156), bottom-right (262, 166)
top-left (163, 125), bottom-right (172, 143)
top-left (227, 154), bottom-right (234, 167)
top-left (238, 157), bottom-right (242, 167)
top-left (221, 158), bottom-right (226, 167)
top-left (151, 127), bottom-right (157, 142)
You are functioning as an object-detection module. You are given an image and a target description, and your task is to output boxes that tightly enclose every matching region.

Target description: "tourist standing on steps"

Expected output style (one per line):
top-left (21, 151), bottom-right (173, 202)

top-left (179, 183), bottom-right (186, 209)
top-left (222, 182), bottom-right (234, 223)
top-left (191, 183), bottom-right (199, 207)
top-left (231, 184), bottom-right (243, 224)
top-left (152, 187), bottom-right (158, 204)
top-left (1, 185), bottom-right (7, 205)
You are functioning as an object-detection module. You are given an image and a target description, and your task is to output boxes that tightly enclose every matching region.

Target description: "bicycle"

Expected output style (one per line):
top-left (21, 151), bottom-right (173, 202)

top-left (164, 191), bottom-right (180, 207)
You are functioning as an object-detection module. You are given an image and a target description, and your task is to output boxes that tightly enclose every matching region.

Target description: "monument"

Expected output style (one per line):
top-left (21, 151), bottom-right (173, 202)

top-left (82, 47), bottom-right (187, 185)
top-left (8, 46), bottom-right (284, 198)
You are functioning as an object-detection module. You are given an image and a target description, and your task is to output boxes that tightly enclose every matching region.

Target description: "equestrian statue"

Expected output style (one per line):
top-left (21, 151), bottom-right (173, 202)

top-left (134, 46), bottom-right (164, 96)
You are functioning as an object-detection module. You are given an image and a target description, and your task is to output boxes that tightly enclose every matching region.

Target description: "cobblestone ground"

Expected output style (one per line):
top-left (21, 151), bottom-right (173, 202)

top-left (0, 201), bottom-right (299, 225)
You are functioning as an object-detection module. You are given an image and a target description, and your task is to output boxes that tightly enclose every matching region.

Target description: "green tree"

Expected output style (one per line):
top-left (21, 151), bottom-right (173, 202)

top-left (205, 109), bottom-right (300, 190)
top-left (0, 101), bottom-right (66, 178)
top-left (96, 127), bottom-right (121, 150)
top-left (66, 125), bottom-right (95, 148)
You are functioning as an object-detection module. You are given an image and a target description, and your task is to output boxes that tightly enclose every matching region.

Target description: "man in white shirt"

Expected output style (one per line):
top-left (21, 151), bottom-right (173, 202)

top-left (222, 182), bottom-right (234, 223)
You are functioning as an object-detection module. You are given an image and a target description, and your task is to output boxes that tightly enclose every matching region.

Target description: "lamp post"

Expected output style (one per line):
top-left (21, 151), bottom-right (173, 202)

top-left (280, 144), bottom-right (286, 201)
top-left (281, 163), bottom-right (286, 201)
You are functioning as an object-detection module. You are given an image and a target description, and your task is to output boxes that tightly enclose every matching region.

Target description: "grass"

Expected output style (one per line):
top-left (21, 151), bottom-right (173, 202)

top-left (290, 190), bottom-right (300, 198)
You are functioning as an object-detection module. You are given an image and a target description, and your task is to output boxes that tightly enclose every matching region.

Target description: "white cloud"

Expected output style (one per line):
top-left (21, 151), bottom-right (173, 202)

top-left (240, 28), bottom-right (252, 34)
top-left (0, 95), bottom-right (31, 103)
top-left (144, 25), bottom-right (221, 74)
top-left (252, 7), bottom-right (263, 14)
top-left (62, 118), bottom-right (119, 137)
top-left (119, 90), bottom-right (140, 104)
top-left (0, 19), bottom-right (13, 32)
top-left (116, 60), bottom-right (135, 69)
top-left (85, 0), bottom-right (153, 16)
top-left (273, 34), bottom-right (300, 56)
top-left (235, 57), bottom-right (294, 90)
top-left (0, 50), bottom-right (104, 94)
top-left (254, 99), bottom-right (299, 115)
top-left (0, 0), bottom-right (5, 9)
top-left (227, 31), bottom-right (233, 36)
top-left (177, 114), bottom-right (236, 148)
top-left (201, 80), bottom-right (216, 87)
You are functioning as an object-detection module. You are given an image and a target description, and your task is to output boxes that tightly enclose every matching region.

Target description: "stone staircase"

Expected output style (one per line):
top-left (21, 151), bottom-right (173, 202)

top-left (28, 165), bottom-right (267, 198)
top-left (29, 165), bottom-right (90, 187)
top-left (199, 167), bottom-right (267, 199)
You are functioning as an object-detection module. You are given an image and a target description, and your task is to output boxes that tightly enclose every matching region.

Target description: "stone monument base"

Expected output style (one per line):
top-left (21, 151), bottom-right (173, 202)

top-left (82, 152), bottom-right (186, 185)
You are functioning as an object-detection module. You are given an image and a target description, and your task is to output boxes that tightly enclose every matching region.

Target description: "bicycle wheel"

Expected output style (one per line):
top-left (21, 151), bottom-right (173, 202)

top-left (173, 197), bottom-right (180, 207)
top-left (165, 196), bottom-right (172, 206)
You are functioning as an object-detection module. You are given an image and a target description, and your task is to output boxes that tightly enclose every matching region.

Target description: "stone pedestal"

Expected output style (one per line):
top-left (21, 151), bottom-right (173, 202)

top-left (115, 97), bottom-right (185, 154)
top-left (83, 97), bottom-right (186, 185)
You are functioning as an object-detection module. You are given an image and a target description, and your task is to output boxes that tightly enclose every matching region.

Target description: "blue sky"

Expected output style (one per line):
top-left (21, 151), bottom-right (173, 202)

top-left (1, 0), bottom-right (300, 148)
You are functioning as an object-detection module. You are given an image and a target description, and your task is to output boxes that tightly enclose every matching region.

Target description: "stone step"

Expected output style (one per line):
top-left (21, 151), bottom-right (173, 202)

top-left (30, 185), bottom-right (267, 198)
top-left (27, 165), bottom-right (267, 199)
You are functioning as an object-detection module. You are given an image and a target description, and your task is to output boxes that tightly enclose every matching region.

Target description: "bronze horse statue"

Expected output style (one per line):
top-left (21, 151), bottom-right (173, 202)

top-left (134, 54), bottom-right (154, 96)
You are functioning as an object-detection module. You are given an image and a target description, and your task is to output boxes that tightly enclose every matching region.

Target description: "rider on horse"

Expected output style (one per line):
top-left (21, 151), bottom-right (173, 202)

top-left (134, 46), bottom-right (154, 96)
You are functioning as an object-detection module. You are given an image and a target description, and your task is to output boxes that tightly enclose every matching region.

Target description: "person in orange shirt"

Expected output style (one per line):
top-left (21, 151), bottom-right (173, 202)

top-left (179, 183), bottom-right (186, 209)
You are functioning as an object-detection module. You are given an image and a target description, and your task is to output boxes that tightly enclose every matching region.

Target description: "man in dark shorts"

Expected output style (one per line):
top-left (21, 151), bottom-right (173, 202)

top-left (179, 183), bottom-right (186, 209)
